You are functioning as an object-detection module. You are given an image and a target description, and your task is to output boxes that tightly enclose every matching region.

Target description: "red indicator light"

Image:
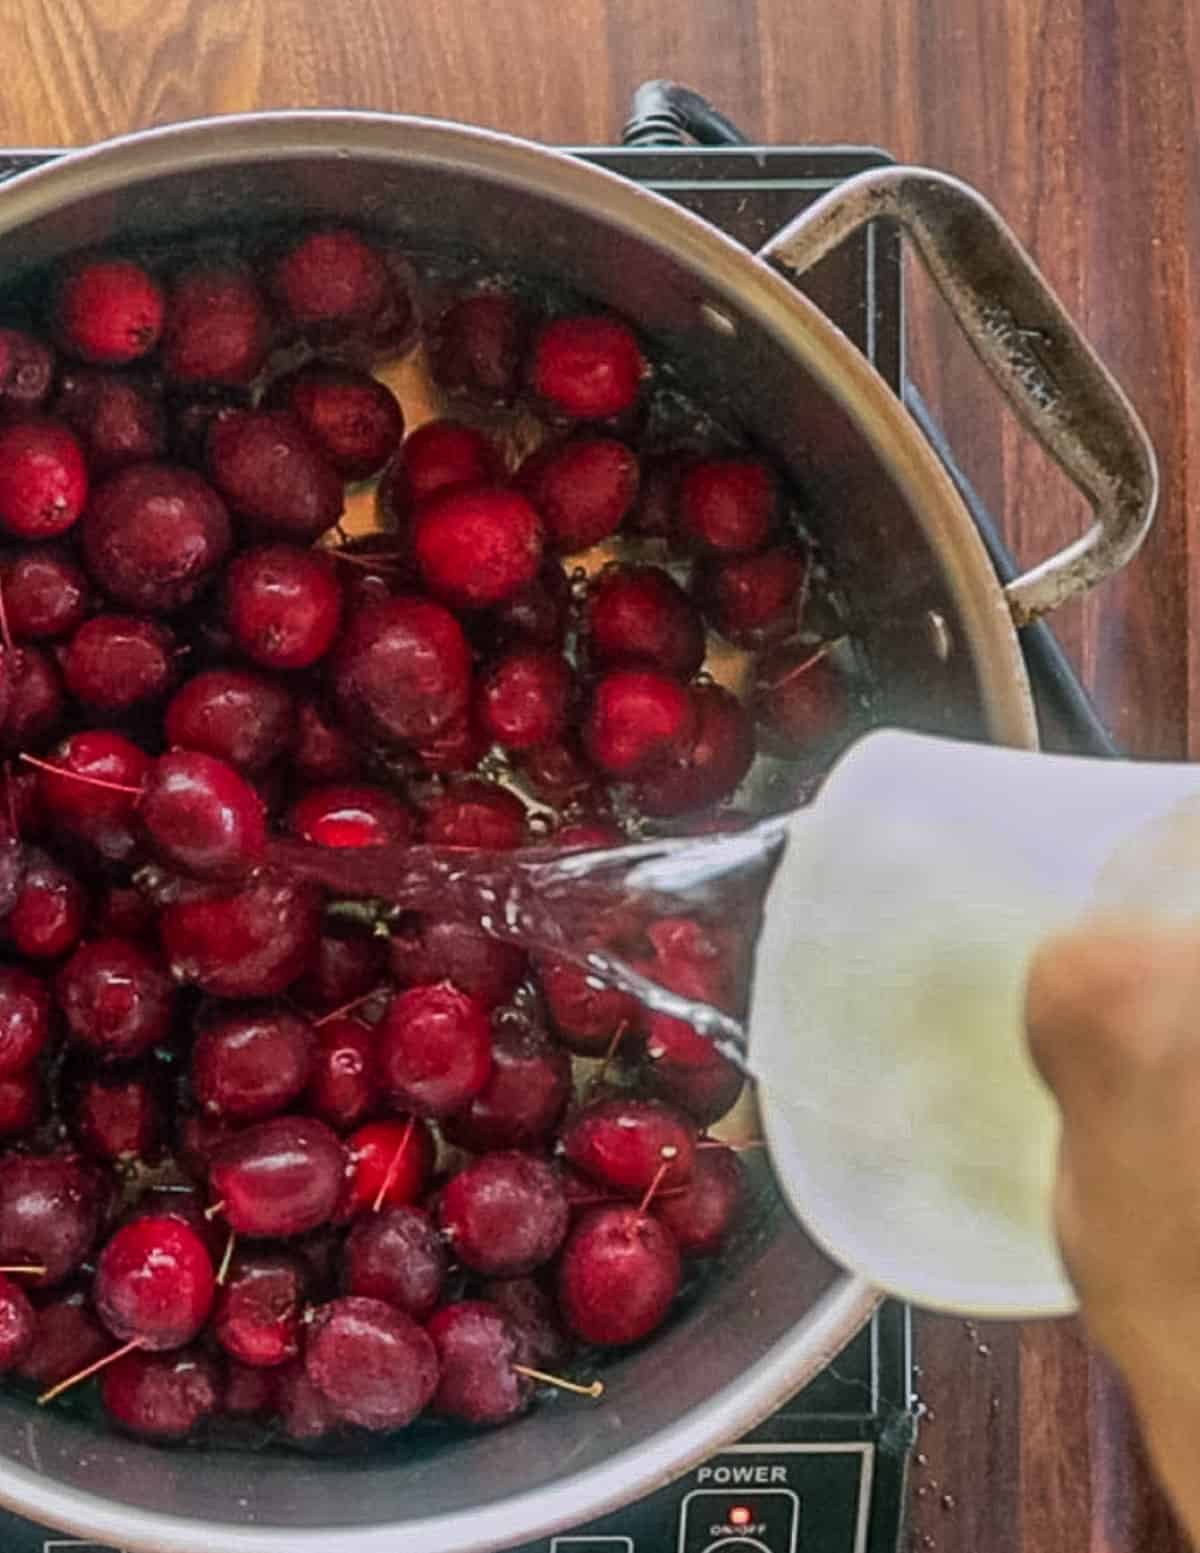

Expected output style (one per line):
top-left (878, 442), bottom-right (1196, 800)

top-left (729, 1505), bottom-right (753, 1527)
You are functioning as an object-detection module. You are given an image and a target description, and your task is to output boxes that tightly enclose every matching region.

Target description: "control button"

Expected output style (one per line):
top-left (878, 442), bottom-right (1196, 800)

top-left (678, 1487), bottom-right (798, 1553)
top-left (550, 1539), bottom-right (634, 1551)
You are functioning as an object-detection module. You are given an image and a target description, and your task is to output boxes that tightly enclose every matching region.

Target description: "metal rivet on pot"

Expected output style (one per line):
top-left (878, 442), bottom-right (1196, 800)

top-left (925, 610), bottom-right (953, 661)
top-left (699, 301), bottom-right (738, 337)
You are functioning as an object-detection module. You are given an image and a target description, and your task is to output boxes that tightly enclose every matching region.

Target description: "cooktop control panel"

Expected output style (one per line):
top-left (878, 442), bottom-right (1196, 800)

top-left (534, 1442), bottom-right (872, 1553)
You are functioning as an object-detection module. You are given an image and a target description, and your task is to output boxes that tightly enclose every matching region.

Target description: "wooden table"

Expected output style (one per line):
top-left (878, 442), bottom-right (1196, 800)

top-left (3, 3), bottom-right (1198, 1549)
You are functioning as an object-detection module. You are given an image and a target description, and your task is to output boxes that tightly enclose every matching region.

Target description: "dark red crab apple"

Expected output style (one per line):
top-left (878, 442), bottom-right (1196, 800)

top-left (413, 485), bottom-right (544, 610)
top-left (557, 1204), bottom-right (681, 1346)
top-left (208, 1115), bottom-right (346, 1238)
top-left (0, 1276), bottom-right (36, 1372)
top-left (270, 363), bottom-right (404, 481)
top-left (0, 419), bottom-right (88, 540)
top-left (0, 966), bottom-right (51, 1076)
top-left (517, 437), bottom-right (639, 553)
top-left (161, 262), bottom-right (271, 386)
top-left (583, 669), bottom-right (696, 779)
top-left (81, 462), bottom-right (232, 613)
top-left (54, 257), bottom-right (163, 366)
top-left (224, 543), bottom-right (344, 671)
top-left (376, 983), bottom-right (493, 1118)
top-left (0, 1153), bottom-right (105, 1287)
top-left (340, 1117), bottom-right (435, 1217)
top-left (56, 937), bottom-right (175, 1063)
top-left (441, 1020), bottom-right (572, 1153)
top-left (586, 563), bottom-right (705, 678)
top-left (652, 1143), bottom-right (743, 1257)
top-left (0, 545), bottom-right (88, 641)
top-left (432, 289), bottom-right (527, 402)
top-left (213, 1249), bottom-right (307, 1367)
top-left (437, 1150), bottom-right (569, 1277)
top-left (207, 410), bottom-right (343, 541)
top-left (427, 1299), bottom-right (534, 1426)
top-left (269, 228), bottom-right (394, 339)
top-left (61, 614), bottom-right (177, 713)
top-left (562, 1096), bottom-right (697, 1195)
top-left (677, 455), bottom-right (776, 555)
top-left (159, 871), bottom-right (322, 998)
top-left (477, 645), bottom-right (572, 751)
top-left (164, 667), bottom-right (294, 775)
top-left (751, 638), bottom-right (848, 753)
top-left (191, 1004), bottom-right (315, 1122)
top-left (5, 849), bottom-right (88, 960)
top-left (304, 1295), bottom-right (438, 1430)
top-left (332, 595), bottom-right (472, 747)
top-left (342, 1205), bottom-right (447, 1319)
top-left (304, 1015), bottom-right (377, 1131)
top-left (100, 1347), bottom-right (222, 1441)
top-left (381, 420), bottom-right (498, 517)
top-left (93, 1214), bottom-right (215, 1349)
top-left (388, 915), bottom-right (526, 1011)
top-left (54, 367), bottom-right (167, 474)
top-left (529, 314), bottom-right (645, 422)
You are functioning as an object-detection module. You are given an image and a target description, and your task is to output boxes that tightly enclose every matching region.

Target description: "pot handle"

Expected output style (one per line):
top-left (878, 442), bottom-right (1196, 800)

top-left (757, 165), bottom-right (1158, 626)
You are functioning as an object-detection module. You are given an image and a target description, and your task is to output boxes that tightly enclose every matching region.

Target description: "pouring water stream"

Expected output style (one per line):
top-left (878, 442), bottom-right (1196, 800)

top-left (272, 729), bottom-right (1200, 1316)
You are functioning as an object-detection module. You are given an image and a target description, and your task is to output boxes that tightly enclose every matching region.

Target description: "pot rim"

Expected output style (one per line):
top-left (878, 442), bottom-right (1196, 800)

top-left (0, 109), bottom-right (1036, 1552)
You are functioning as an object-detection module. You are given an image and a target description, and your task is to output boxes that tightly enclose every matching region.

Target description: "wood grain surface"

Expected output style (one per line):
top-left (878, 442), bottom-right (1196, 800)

top-left (1, 3), bottom-right (1198, 1550)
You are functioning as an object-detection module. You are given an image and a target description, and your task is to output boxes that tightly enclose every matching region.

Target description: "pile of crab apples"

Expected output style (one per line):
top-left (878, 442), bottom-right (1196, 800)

top-left (0, 225), bottom-right (847, 1447)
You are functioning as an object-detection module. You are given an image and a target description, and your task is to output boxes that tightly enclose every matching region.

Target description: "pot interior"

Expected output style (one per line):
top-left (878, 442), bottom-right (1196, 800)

top-left (0, 115), bottom-right (1032, 1549)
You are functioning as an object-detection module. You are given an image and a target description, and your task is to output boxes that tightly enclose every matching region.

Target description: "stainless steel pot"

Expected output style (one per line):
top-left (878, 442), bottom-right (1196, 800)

top-left (0, 112), bottom-right (1155, 1553)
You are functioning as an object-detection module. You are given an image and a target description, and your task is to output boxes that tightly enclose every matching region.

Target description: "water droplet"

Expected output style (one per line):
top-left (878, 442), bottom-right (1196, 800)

top-left (977, 1343), bottom-right (991, 1357)
top-left (941, 1494), bottom-right (956, 1512)
top-left (915, 1453), bottom-right (928, 1467)
top-left (916, 1485), bottom-right (929, 1498)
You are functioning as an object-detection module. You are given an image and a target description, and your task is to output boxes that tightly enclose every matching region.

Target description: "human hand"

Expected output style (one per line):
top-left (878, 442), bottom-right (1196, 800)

top-left (1027, 921), bottom-right (1200, 1542)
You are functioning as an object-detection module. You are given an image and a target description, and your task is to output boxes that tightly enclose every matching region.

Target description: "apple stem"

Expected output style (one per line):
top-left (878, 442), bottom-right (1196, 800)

top-left (760, 636), bottom-right (847, 695)
top-left (512, 1364), bottom-right (604, 1399)
top-left (216, 1228), bottom-right (237, 1285)
top-left (18, 751), bottom-right (143, 797)
top-left (204, 1199), bottom-right (227, 1221)
top-left (698, 1137), bottom-right (765, 1152)
top-left (592, 1019), bottom-right (629, 1085)
top-left (373, 1116), bottom-right (415, 1212)
top-left (0, 1264), bottom-right (45, 1276)
top-left (570, 1185), bottom-right (686, 1209)
top-left (37, 1337), bottom-right (142, 1406)
top-left (2, 762), bottom-right (18, 842)
top-left (638, 1155), bottom-right (674, 1214)
top-left (0, 578), bottom-right (15, 658)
